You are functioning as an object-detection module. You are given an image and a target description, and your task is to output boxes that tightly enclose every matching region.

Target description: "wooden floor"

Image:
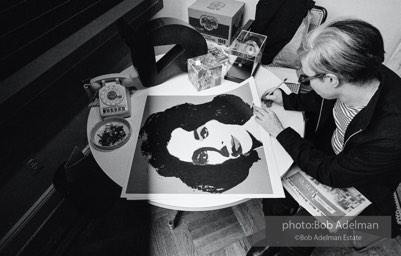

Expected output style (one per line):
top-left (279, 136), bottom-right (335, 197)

top-left (15, 191), bottom-right (401, 256)
top-left (145, 199), bottom-right (401, 256)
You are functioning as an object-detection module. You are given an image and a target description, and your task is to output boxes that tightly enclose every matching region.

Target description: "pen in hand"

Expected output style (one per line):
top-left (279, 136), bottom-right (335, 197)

top-left (261, 78), bottom-right (287, 107)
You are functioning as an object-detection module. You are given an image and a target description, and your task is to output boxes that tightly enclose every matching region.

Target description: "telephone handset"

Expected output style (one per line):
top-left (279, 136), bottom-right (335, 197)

top-left (90, 74), bottom-right (132, 119)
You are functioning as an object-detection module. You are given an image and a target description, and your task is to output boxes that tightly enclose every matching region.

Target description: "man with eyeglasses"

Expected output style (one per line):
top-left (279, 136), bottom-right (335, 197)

top-left (249, 18), bottom-right (401, 256)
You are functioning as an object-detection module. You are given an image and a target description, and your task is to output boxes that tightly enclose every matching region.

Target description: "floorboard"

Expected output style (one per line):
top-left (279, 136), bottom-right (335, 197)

top-left (17, 195), bottom-right (401, 256)
top-left (188, 207), bottom-right (244, 255)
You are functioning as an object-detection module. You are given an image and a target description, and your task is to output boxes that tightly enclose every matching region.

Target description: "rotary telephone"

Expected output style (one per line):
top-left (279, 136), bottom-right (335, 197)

top-left (90, 74), bottom-right (133, 118)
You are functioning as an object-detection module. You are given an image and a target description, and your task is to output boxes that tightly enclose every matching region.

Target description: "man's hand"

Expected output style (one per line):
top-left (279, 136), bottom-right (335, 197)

top-left (253, 105), bottom-right (285, 137)
top-left (261, 89), bottom-right (283, 107)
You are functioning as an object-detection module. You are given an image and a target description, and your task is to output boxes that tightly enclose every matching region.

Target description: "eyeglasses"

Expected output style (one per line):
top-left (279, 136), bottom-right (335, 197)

top-left (298, 73), bottom-right (326, 86)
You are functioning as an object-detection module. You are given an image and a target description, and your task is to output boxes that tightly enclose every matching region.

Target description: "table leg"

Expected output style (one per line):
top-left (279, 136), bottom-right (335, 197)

top-left (168, 210), bottom-right (182, 230)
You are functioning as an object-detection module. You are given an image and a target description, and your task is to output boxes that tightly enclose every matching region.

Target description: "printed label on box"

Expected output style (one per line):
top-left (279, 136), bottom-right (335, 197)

top-left (189, 16), bottom-right (230, 38)
top-left (188, 0), bottom-right (244, 46)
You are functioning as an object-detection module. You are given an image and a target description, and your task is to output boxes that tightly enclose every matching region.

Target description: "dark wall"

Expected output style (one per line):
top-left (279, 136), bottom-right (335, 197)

top-left (1, 0), bottom-right (124, 80)
top-left (0, 0), bottom-right (163, 121)
top-left (0, 0), bottom-right (163, 248)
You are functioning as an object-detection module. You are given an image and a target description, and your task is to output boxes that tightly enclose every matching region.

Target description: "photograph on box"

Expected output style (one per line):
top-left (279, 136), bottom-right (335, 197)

top-left (229, 30), bottom-right (267, 63)
top-left (122, 80), bottom-right (283, 199)
top-left (225, 30), bottom-right (267, 83)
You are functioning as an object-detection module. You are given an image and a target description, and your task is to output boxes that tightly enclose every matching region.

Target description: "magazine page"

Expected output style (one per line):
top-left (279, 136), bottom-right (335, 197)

top-left (282, 165), bottom-right (371, 232)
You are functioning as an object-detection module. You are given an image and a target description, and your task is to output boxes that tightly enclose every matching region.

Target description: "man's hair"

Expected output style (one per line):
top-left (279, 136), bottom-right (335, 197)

top-left (139, 94), bottom-right (260, 193)
top-left (302, 18), bottom-right (385, 84)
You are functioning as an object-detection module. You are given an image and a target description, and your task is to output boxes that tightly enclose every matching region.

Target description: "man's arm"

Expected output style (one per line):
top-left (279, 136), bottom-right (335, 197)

top-left (277, 128), bottom-right (401, 188)
top-left (281, 90), bottom-right (323, 113)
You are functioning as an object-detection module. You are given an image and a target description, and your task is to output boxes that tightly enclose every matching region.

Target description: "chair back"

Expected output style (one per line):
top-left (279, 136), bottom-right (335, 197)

top-left (308, 6), bottom-right (328, 32)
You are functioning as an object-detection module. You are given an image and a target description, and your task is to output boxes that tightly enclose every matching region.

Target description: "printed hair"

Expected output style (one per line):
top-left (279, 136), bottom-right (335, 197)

top-left (139, 94), bottom-right (260, 193)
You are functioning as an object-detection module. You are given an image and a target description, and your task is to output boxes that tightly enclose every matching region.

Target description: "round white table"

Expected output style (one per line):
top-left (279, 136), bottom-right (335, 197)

top-left (87, 65), bottom-right (304, 211)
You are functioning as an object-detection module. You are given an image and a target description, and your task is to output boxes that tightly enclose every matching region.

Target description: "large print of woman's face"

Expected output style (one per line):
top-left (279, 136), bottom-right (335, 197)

top-left (166, 120), bottom-right (253, 165)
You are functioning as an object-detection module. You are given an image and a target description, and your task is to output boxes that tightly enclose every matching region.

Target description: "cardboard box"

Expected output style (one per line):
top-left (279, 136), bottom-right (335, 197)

top-left (188, 0), bottom-right (245, 47)
top-left (188, 53), bottom-right (223, 91)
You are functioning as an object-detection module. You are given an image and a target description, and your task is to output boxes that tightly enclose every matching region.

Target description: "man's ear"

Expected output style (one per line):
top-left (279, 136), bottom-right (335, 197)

top-left (325, 73), bottom-right (340, 87)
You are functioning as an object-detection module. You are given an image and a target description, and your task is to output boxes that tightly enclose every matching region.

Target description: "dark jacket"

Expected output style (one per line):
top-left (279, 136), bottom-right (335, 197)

top-left (277, 65), bottom-right (401, 234)
top-left (251, 0), bottom-right (315, 64)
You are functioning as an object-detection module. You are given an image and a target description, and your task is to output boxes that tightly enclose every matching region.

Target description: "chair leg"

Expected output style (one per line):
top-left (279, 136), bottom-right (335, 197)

top-left (352, 228), bottom-right (389, 252)
top-left (168, 210), bottom-right (182, 230)
top-left (355, 237), bottom-right (388, 252)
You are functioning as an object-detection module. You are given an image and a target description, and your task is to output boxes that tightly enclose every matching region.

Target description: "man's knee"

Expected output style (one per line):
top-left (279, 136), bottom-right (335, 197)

top-left (262, 197), bottom-right (299, 216)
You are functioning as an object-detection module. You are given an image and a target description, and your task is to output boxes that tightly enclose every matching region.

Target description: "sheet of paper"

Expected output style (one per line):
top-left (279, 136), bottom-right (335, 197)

top-left (122, 78), bottom-right (285, 200)
top-left (254, 66), bottom-right (292, 97)
top-left (254, 67), bottom-right (304, 177)
top-left (264, 66), bottom-right (299, 84)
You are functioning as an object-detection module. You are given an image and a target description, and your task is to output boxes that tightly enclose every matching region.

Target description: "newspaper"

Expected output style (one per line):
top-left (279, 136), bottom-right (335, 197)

top-left (282, 165), bottom-right (371, 232)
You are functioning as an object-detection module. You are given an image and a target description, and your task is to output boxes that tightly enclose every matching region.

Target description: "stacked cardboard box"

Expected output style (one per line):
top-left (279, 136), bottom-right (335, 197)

top-left (188, 0), bottom-right (245, 47)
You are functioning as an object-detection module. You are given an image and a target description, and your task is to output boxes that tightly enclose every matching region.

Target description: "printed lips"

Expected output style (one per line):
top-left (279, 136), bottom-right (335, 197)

top-left (231, 135), bottom-right (242, 157)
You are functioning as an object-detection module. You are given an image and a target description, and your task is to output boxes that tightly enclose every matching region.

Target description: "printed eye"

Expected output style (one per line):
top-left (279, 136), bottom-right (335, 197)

top-left (193, 150), bottom-right (208, 165)
top-left (200, 127), bottom-right (208, 139)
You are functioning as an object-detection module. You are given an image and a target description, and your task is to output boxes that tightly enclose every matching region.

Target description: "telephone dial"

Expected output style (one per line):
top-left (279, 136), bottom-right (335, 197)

top-left (90, 74), bottom-right (133, 119)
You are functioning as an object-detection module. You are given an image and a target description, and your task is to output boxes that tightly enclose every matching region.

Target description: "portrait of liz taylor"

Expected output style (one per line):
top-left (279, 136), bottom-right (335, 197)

top-left (124, 82), bottom-right (275, 197)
